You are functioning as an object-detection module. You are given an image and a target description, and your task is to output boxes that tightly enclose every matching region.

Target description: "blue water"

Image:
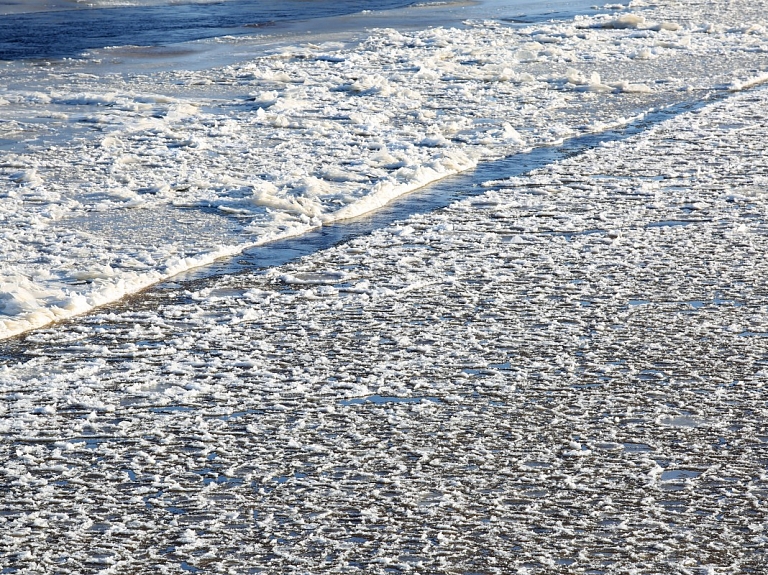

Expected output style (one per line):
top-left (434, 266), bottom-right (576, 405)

top-left (0, 0), bottom-right (614, 61)
top-left (0, 0), bottom-right (425, 60)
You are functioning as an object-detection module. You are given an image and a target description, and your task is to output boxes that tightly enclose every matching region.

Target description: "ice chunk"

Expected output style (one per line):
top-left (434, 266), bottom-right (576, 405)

top-left (9, 169), bottom-right (43, 185)
top-left (346, 75), bottom-right (392, 96)
top-left (728, 72), bottom-right (768, 92)
top-left (599, 14), bottom-right (646, 29)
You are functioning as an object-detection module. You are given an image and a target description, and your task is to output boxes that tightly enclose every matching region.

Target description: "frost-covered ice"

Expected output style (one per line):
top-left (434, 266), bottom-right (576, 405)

top-left (2, 77), bottom-right (768, 574)
top-left (4, 0), bottom-right (768, 337)
top-left (2, 0), bottom-right (768, 572)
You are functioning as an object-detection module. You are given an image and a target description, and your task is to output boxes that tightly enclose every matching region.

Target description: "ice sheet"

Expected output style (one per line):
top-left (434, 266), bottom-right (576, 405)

top-left (2, 0), bottom-right (768, 339)
top-left (1, 76), bottom-right (767, 574)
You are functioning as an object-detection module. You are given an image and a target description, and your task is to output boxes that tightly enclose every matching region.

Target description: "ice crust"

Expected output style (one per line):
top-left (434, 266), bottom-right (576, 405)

top-left (1, 80), bottom-right (767, 573)
top-left (3, 0), bottom-right (768, 338)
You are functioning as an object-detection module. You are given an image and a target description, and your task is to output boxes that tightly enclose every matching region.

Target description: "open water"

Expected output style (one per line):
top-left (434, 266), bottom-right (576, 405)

top-left (0, 0), bottom-right (603, 60)
top-left (0, 0), bottom-right (423, 60)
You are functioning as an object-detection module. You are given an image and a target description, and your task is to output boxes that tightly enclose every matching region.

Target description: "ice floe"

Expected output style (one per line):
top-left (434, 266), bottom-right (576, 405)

top-left (1, 81), bottom-right (767, 573)
top-left (1, 0), bottom-right (768, 339)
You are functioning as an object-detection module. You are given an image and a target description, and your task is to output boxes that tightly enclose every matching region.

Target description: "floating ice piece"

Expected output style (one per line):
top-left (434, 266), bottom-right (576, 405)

top-left (565, 69), bottom-right (651, 93)
top-left (739, 23), bottom-right (766, 34)
top-left (178, 529), bottom-right (198, 545)
top-left (728, 72), bottom-right (768, 92)
top-left (249, 90), bottom-right (281, 108)
top-left (251, 180), bottom-right (324, 217)
top-left (611, 80), bottom-right (652, 93)
top-left (501, 123), bottom-right (525, 145)
top-left (345, 75), bottom-right (392, 96)
top-left (646, 22), bottom-right (681, 32)
top-left (52, 92), bottom-right (120, 106)
top-left (348, 112), bottom-right (389, 127)
top-left (565, 68), bottom-right (588, 85)
top-left (589, 13), bottom-right (680, 32)
top-left (654, 34), bottom-right (692, 49)
top-left (419, 135), bottom-right (450, 147)
top-left (513, 48), bottom-right (539, 63)
top-left (0, 283), bottom-right (41, 316)
top-left (566, 69), bottom-right (613, 92)
top-left (132, 93), bottom-right (179, 104)
top-left (8, 169), bottom-right (43, 185)
top-left (596, 14), bottom-right (647, 29)
top-left (164, 103), bottom-right (199, 120)
top-left (279, 271), bottom-right (347, 285)
top-left (656, 415), bottom-right (712, 428)
top-left (322, 151), bottom-right (476, 222)
top-left (631, 47), bottom-right (655, 60)
top-left (71, 265), bottom-right (117, 281)
top-left (18, 91), bottom-right (52, 104)
top-left (319, 167), bottom-right (368, 183)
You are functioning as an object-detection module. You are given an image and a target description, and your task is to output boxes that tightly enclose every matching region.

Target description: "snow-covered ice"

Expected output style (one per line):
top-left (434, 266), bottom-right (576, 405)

top-left (1, 0), bottom-right (768, 573)
top-left (2, 80), bottom-right (768, 574)
top-left (3, 0), bottom-right (768, 338)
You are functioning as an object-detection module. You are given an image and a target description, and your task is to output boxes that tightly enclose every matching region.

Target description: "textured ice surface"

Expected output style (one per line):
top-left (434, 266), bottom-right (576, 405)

top-left (2, 47), bottom-right (768, 575)
top-left (3, 0), bottom-right (768, 337)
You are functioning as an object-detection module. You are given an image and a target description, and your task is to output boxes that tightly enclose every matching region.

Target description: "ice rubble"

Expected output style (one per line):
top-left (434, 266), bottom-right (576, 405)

top-left (1, 83), bottom-right (767, 574)
top-left (2, 0), bottom-right (768, 339)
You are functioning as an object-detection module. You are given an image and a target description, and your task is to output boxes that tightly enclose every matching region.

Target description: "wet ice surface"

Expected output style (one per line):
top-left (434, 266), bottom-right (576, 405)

top-left (2, 0), bottom-right (768, 573)
top-left (4, 0), bottom-right (768, 337)
top-left (3, 49), bottom-right (768, 575)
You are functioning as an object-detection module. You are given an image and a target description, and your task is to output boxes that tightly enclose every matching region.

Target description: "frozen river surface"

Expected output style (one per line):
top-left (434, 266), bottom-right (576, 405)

top-left (2, 83), bottom-right (768, 575)
top-left (1, 0), bottom-right (768, 573)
